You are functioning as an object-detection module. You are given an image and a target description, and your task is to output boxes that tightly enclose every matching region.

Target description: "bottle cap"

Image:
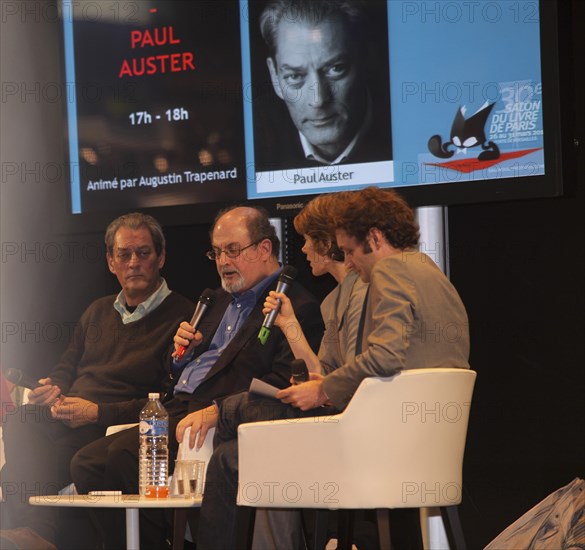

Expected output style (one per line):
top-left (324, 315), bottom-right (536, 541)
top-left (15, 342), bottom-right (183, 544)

top-left (148, 392), bottom-right (160, 399)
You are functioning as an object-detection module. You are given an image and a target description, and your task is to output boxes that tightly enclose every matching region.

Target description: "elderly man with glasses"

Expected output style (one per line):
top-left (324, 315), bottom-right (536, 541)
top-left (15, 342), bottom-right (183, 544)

top-left (70, 205), bottom-right (324, 549)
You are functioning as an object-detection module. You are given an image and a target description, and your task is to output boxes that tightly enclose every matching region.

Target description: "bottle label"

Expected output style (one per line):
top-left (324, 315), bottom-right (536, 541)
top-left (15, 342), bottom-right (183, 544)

top-left (139, 419), bottom-right (168, 436)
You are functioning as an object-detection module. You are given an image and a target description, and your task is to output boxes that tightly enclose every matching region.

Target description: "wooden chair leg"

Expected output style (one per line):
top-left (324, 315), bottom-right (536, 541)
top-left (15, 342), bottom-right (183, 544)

top-left (336, 510), bottom-right (354, 550)
top-left (412, 510), bottom-right (425, 550)
top-left (312, 509), bottom-right (329, 550)
top-left (235, 506), bottom-right (256, 550)
top-left (300, 509), bottom-right (311, 549)
top-left (376, 509), bottom-right (392, 550)
top-left (440, 505), bottom-right (467, 550)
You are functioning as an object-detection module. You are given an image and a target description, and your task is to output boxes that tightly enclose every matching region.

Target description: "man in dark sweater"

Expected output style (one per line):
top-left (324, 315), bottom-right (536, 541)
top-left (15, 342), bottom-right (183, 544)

top-left (0, 213), bottom-right (193, 550)
top-left (69, 205), bottom-right (324, 549)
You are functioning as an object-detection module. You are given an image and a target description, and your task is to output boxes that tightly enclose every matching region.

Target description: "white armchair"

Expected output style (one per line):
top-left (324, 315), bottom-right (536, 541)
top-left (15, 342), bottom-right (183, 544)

top-left (237, 368), bottom-right (476, 550)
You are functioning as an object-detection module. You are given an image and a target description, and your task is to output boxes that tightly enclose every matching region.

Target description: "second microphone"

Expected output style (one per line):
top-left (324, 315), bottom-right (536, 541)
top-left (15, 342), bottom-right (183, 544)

top-left (258, 265), bottom-right (298, 345)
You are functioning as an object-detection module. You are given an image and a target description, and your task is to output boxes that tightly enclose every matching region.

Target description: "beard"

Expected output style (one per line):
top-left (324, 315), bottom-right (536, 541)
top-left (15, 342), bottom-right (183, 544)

top-left (220, 267), bottom-right (246, 294)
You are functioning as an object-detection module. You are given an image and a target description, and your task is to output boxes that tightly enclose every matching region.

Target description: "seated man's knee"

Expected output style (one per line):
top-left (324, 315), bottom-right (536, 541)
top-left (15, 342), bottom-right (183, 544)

top-left (108, 430), bottom-right (138, 463)
top-left (221, 392), bottom-right (285, 426)
top-left (219, 392), bottom-right (248, 421)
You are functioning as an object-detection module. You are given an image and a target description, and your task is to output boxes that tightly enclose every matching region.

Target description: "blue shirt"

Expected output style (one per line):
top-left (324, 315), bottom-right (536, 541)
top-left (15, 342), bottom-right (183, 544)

top-left (172, 269), bottom-right (281, 395)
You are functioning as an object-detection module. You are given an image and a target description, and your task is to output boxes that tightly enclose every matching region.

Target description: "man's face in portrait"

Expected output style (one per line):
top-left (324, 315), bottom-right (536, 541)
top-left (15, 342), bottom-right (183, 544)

top-left (267, 15), bottom-right (367, 161)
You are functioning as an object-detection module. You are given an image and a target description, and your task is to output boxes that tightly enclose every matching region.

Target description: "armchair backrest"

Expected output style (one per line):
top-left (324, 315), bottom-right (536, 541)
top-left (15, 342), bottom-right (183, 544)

top-left (237, 368), bottom-right (476, 509)
top-left (338, 368), bottom-right (476, 507)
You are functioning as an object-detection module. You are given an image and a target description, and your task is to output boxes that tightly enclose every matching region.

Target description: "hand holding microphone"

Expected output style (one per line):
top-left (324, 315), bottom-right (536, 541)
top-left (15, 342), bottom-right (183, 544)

top-left (3, 368), bottom-right (62, 405)
top-left (258, 265), bottom-right (298, 345)
top-left (3, 367), bottom-right (43, 390)
top-left (173, 288), bottom-right (214, 361)
top-left (291, 359), bottom-right (309, 385)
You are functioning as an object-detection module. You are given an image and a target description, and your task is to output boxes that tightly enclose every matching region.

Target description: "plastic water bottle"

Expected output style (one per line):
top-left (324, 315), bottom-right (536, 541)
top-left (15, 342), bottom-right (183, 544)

top-left (139, 392), bottom-right (169, 498)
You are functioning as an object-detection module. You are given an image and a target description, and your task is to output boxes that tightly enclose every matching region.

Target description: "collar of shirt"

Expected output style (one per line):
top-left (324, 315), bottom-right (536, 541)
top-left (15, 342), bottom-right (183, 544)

top-left (173, 267), bottom-right (283, 368)
top-left (113, 277), bottom-right (171, 324)
top-left (213, 267), bottom-right (282, 351)
top-left (300, 94), bottom-right (373, 165)
top-left (171, 268), bottom-right (283, 392)
top-left (213, 267), bottom-right (282, 348)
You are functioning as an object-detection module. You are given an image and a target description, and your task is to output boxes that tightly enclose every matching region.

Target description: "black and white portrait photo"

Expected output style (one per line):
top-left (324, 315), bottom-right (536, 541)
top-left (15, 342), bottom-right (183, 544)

top-left (249, 0), bottom-right (393, 173)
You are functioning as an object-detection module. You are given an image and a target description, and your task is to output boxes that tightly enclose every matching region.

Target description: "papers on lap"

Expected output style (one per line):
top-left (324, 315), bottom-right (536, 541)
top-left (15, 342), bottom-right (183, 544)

top-left (248, 378), bottom-right (280, 400)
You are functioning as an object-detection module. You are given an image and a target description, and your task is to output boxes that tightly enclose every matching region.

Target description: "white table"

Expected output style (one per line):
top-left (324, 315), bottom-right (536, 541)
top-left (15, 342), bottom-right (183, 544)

top-left (29, 493), bottom-right (201, 550)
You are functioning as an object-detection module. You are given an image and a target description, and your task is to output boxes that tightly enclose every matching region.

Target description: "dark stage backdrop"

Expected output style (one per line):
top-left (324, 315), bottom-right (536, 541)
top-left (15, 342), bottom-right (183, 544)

top-left (449, 190), bottom-right (584, 546)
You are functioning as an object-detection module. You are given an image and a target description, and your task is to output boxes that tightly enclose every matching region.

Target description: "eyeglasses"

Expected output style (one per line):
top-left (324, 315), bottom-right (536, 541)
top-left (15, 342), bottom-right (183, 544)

top-left (114, 249), bottom-right (154, 264)
top-left (205, 240), bottom-right (262, 261)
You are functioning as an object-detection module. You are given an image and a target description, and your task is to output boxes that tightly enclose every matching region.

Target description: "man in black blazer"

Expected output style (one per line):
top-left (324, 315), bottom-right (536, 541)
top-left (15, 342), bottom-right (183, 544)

top-left (70, 205), bottom-right (323, 549)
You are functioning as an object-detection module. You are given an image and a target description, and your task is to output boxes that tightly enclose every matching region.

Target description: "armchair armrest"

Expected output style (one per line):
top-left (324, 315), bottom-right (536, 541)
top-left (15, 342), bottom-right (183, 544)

top-left (237, 414), bottom-right (348, 508)
top-left (105, 423), bottom-right (138, 436)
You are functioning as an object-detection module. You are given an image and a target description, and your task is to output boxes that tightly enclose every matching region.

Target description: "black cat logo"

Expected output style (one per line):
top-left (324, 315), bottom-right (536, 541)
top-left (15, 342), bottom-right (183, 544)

top-left (428, 102), bottom-right (500, 161)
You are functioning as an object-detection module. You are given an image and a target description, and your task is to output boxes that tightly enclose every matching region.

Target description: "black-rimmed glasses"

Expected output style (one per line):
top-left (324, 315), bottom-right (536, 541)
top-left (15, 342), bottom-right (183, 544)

top-left (205, 240), bottom-right (262, 261)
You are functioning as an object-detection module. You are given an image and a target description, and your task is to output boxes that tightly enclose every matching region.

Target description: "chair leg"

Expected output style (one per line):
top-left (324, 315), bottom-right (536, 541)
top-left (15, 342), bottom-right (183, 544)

top-left (376, 509), bottom-right (392, 550)
top-left (172, 509), bottom-right (187, 550)
top-left (336, 510), bottom-right (354, 550)
top-left (300, 509), bottom-right (312, 549)
top-left (312, 509), bottom-right (329, 550)
top-left (235, 506), bottom-right (256, 550)
top-left (440, 506), bottom-right (467, 550)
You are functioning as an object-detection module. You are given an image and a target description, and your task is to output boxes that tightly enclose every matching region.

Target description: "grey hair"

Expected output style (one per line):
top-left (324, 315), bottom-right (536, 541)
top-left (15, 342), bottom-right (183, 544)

top-left (104, 212), bottom-right (165, 256)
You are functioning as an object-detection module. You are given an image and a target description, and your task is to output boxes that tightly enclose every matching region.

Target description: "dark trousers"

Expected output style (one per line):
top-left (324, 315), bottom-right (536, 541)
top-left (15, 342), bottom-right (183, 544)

top-left (70, 398), bottom-right (188, 549)
top-left (196, 392), bottom-right (337, 550)
top-left (0, 404), bottom-right (105, 543)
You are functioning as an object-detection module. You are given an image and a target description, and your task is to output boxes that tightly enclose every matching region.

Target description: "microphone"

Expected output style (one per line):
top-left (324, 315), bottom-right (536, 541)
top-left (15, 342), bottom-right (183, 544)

top-left (174, 288), bottom-right (215, 361)
top-left (3, 368), bottom-right (43, 390)
top-left (258, 265), bottom-right (298, 345)
top-left (291, 359), bottom-right (309, 384)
